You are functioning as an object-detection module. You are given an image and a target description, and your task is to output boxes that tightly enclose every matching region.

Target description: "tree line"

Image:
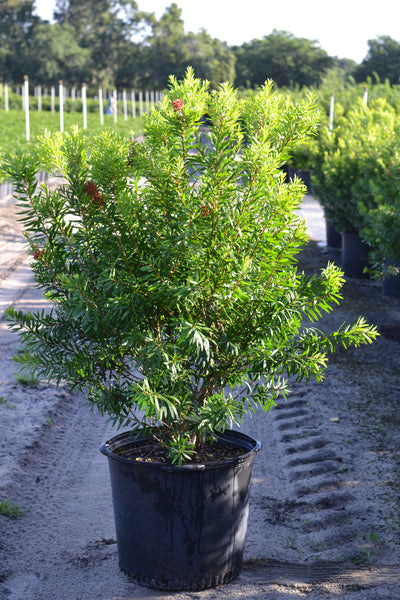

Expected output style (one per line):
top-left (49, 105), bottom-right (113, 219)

top-left (1, 0), bottom-right (400, 93)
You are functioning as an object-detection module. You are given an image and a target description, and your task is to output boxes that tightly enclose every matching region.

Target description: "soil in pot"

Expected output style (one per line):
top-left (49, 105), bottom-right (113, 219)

top-left (115, 435), bottom-right (246, 464)
top-left (100, 430), bottom-right (261, 591)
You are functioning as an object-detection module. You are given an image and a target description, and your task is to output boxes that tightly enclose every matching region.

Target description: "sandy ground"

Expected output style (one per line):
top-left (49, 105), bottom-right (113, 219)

top-left (0, 188), bottom-right (400, 600)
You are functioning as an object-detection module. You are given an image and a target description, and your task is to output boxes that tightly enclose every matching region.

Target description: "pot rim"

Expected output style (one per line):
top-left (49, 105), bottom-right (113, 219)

top-left (100, 429), bottom-right (262, 472)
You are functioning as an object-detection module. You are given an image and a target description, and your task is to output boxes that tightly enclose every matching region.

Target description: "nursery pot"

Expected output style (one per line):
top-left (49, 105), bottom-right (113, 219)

top-left (100, 429), bottom-right (261, 591)
top-left (382, 268), bottom-right (400, 297)
top-left (325, 219), bottom-right (341, 249)
top-left (341, 233), bottom-right (370, 278)
top-left (286, 167), bottom-right (311, 192)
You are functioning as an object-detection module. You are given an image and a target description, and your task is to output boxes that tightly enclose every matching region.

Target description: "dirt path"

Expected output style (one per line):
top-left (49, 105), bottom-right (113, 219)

top-left (0, 193), bottom-right (400, 599)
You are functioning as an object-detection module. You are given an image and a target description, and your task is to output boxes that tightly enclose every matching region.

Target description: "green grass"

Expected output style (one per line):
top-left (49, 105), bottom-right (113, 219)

top-left (14, 372), bottom-right (40, 386)
top-left (0, 395), bottom-right (16, 409)
top-left (0, 498), bottom-right (26, 518)
top-left (0, 108), bottom-right (145, 181)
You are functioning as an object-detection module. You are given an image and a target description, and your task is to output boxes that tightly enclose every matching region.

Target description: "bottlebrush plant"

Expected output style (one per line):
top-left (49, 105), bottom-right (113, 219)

top-left (2, 68), bottom-right (378, 464)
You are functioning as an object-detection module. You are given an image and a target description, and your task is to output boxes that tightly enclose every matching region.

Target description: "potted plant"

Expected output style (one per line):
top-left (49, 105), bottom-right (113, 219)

top-left (363, 202), bottom-right (400, 296)
top-left (355, 139), bottom-right (400, 296)
top-left (285, 137), bottom-right (317, 192)
top-left (2, 68), bottom-right (378, 591)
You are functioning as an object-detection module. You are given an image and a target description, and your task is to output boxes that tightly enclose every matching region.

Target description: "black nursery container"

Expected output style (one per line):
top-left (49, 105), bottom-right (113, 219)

top-left (382, 271), bottom-right (400, 297)
top-left (100, 430), bottom-right (261, 591)
top-left (341, 233), bottom-right (370, 278)
top-left (325, 219), bottom-right (342, 249)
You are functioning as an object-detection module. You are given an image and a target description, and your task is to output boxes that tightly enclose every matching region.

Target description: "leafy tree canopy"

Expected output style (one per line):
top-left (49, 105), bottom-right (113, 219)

top-left (118, 3), bottom-right (236, 89)
top-left (0, 0), bottom-right (39, 81)
top-left (2, 1), bottom-right (399, 92)
top-left (353, 35), bottom-right (400, 84)
top-left (53, 0), bottom-right (151, 88)
top-left (26, 22), bottom-right (90, 86)
top-left (233, 29), bottom-right (334, 89)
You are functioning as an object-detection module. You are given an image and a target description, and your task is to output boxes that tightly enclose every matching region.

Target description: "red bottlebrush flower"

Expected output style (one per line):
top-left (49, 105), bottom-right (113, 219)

top-left (84, 181), bottom-right (105, 207)
top-left (33, 249), bottom-right (44, 260)
top-left (172, 98), bottom-right (183, 113)
top-left (200, 205), bottom-right (210, 217)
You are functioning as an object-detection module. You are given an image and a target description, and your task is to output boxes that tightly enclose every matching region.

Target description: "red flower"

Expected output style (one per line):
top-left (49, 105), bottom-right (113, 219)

top-left (33, 249), bottom-right (44, 260)
top-left (172, 98), bottom-right (183, 113)
top-left (84, 181), bottom-right (105, 207)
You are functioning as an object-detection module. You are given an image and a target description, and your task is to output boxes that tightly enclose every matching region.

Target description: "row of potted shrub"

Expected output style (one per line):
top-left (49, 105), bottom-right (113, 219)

top-left (305, 97), bottom-right (400, 295)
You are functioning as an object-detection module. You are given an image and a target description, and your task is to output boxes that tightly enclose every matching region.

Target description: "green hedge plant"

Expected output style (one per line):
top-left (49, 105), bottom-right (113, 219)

top-left (355, 135), bottom-right (400, 278)
top-left (2, 68), bottom-right (378, 464)
top-left (311, 98), bottom-right (397, 235)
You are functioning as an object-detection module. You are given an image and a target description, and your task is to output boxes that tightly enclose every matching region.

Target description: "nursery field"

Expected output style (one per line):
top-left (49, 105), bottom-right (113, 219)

top-left (0, 109), bottom-right (145, 180)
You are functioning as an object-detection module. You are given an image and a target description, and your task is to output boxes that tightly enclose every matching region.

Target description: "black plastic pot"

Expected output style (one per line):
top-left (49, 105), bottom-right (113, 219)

top-left (325, 219), bottom-right (341, 249)
top-left (100, 429), bottom-right (261, 591)
top-left (383, 271), bottom-right (400, 297)
top-left (286, 167), bottom-right (311, 192)
top-left (341, 233), bottom-right (370, 278)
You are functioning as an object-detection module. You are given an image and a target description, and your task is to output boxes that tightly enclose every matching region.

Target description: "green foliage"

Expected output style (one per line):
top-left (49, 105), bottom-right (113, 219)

top-left (15, 372), bottom-right (40, 386)
top-left (2, 0), bottom-right (400, 93)
top-left (2, 68), bottom-right (378, 464)
top-left (311, 98), bottom-right (398, 234)
top-left (233, 30), bottom-right (334, 89)
top-left (52, 0), bottom-right (150, 89)
top-left (311, 91), bottom-right (400, 277)
top-left (354, 36), bottom-right (400, 85)
top-left (126, 3), bottom-right (236, 90)
top-left (0, 0), bottom-right (39, 83)
top-left (184, 30), bottom-right (236, 89)
top-left (0, 0), bottom-right (368, 92)
top-left (0, 109), bottom-right (145, 180)
top-left (354, 129), bottom-right (400, 276)
top-left (27, 22), bottom-right (90, 86)
top-left (0, 395), bottom-right (16, 409)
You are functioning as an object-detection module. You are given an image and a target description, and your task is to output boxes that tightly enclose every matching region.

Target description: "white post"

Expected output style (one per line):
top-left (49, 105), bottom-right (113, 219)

top-left (24, 76), bottom-right (30, 141)
top-left (363, 86), bottom-right (368, 105)
top-left (51, 85), bottom-right (55, 113)
top-left (59, 80), bottom-right (64, 133)
top-left (131, 90), bottom-right (136, 119)
top-left (139, 91), bottom-right (143, 116)
top-left (145, 90), bottom-right (149, 113)
top-left (113, 88), bottom-right (117, 123)
top-left (329, 93), bottom-right (334, 134)
top-left (99, 87), bottom-right (104, 125)
top-left (37, 85), bottom-right (42, 111)
top-left (71, 86), bottom-right (76, 101)
top-left (4, 83), bottom-right (8, 112)
top-left (123, 89), bottom-right (127, 120)
top-left (82, 83), bottom-right (87, 129)
top-left (150, 90), bottom-right (154, 108)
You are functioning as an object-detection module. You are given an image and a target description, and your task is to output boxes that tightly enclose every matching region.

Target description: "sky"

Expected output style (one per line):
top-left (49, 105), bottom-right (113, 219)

top-left (34, 0), bottom-right (400, 64)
